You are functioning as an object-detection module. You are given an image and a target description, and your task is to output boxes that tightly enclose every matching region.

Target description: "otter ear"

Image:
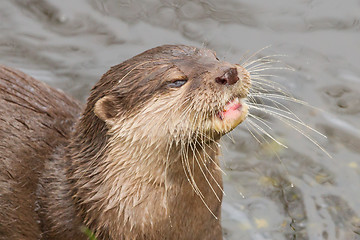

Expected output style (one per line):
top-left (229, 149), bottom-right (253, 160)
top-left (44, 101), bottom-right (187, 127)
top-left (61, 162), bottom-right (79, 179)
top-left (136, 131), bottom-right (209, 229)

top-left (94, 96), bottom-right (117, 125)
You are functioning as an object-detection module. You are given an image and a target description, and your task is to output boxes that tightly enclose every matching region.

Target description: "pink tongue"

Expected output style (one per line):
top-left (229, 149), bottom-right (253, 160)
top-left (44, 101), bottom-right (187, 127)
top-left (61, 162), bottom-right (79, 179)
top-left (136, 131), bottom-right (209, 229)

top-left (218, 100), bottom-right (242, 120)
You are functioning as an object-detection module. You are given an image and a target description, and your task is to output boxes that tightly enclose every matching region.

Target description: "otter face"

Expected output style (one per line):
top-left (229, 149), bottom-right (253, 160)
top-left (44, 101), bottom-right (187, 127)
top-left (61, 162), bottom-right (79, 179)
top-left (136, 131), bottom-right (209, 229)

top-left (94, 45), bottom-right (251, 144)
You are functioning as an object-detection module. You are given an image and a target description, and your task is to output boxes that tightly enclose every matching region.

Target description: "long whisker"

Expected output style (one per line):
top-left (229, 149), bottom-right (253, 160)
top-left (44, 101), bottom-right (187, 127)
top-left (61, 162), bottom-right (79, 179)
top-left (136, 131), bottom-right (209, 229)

top-left (249, 93), bottom-right (309, 106)
top-left (244, 123), bottom-right (262, 144)
top-left (240, 45), bottom-right (272, 67)
top-left (245, 122), bottom-right (295, 188)
top-left (180, 141), bottom-right (202, 197)
top-left (197, 113), bottom-right (225, 192)
top-left (247, 119), bottom-right (288, 148)
top-left (190, 142), bottom-right (221, 202)
top-left (249, 66), bottom-right (293, 73)
top-left (248, 113), bottom-right (272, 130)
top-left (246, 59), bottom-right (283, 71)
top-left (249, 104), bottom-right (326, 138)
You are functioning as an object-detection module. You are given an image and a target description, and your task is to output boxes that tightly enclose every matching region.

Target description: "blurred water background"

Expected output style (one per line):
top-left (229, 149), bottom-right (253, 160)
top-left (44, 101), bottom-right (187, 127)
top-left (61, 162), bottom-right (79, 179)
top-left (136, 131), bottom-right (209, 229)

top-left (1, 0), bottom-right (360, 239)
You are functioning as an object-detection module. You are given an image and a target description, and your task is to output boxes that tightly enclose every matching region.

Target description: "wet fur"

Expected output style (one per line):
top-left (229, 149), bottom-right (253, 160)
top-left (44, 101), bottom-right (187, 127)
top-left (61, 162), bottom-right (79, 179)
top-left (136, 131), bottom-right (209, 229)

top-left (0, 45), bottom-right (250, 239)
top-left (0, 66), bottom-right (82, 239)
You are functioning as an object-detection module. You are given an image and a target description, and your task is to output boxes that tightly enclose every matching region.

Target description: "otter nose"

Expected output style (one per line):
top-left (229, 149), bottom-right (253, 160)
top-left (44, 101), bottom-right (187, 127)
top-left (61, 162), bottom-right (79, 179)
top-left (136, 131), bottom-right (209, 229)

top-left (215, 68), bottom-right (239, 86)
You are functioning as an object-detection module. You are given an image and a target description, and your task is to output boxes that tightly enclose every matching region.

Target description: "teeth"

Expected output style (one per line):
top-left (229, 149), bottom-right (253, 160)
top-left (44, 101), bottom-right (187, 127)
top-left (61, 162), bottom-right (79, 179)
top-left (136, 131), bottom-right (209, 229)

top-left (223, 97), bottom-right (241, 111)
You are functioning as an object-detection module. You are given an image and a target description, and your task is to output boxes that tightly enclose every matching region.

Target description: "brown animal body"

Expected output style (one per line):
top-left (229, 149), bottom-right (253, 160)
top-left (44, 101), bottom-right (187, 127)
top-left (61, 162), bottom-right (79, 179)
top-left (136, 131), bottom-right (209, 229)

top-left (0, 45), bottom-right (250, 240)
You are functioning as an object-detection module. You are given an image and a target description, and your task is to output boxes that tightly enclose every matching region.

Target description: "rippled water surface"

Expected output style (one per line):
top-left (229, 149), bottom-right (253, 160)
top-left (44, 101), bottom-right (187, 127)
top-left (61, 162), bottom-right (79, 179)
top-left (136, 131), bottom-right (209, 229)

top-left (1, 0), bottom-right (360, 239)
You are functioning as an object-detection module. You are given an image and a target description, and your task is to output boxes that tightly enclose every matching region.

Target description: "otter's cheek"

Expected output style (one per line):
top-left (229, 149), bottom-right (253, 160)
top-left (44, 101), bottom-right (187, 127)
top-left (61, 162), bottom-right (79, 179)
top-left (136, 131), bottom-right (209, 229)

top-left (213, 102), bottom-right (249, 133)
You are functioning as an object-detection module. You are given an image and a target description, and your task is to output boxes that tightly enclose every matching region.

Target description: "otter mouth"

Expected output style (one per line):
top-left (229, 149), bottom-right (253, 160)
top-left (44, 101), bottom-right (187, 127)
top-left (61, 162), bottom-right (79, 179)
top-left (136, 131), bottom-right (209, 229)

top-left (213, 97), bottom-right (249, 133)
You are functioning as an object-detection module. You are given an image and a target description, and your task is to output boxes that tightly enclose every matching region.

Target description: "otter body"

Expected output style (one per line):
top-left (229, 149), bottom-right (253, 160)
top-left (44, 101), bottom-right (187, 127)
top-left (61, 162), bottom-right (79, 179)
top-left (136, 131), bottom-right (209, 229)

top-left (0, 45), bottom-right (250, 240)
top-left (0, 66), bottom-right (82, 239)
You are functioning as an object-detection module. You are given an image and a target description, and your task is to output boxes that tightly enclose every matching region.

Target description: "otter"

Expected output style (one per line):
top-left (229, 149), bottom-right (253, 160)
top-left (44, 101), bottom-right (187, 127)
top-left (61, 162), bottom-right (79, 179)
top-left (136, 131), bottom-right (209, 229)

top-left (0, 45), bottom-right (251, 240)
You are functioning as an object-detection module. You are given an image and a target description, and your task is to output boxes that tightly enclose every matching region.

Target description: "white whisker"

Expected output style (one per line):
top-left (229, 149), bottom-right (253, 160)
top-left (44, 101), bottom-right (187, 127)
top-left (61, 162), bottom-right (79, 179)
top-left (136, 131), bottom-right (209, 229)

top-left (247, 119), bottom-right (288, 148)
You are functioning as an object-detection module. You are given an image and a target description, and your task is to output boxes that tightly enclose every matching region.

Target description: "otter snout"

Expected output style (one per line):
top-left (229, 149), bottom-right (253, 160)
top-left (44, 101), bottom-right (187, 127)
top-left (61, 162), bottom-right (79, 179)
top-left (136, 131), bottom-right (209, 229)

top-left (215, 68), bottom-right (239, 86)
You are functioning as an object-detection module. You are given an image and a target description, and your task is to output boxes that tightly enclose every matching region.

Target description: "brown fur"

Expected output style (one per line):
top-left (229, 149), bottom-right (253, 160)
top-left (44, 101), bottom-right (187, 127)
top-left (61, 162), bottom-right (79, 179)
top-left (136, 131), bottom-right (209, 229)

top-left (0, 65), bottom-right (82, 239)
top-left (0, 45), bottom-right (250, 240)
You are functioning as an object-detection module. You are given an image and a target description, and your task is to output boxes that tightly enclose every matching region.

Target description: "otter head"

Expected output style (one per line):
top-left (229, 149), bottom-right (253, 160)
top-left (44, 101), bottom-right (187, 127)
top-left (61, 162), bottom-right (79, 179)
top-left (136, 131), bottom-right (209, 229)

top-left (92, 45), bottom-right (250, 148)
top-left (70, 45), bottom-right (251, 237)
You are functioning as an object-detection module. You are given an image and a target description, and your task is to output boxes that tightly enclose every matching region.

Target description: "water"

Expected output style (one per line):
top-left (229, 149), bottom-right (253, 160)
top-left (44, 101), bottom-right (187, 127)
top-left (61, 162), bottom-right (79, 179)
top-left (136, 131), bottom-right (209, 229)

top-left (1, 0), bottom-right (360, 239)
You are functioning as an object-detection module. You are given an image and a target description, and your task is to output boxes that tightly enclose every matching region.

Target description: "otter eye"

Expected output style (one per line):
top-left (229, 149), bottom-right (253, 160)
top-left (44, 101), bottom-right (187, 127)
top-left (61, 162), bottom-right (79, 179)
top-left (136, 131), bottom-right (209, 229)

top-left (168, 78), bottom-right (188, 88)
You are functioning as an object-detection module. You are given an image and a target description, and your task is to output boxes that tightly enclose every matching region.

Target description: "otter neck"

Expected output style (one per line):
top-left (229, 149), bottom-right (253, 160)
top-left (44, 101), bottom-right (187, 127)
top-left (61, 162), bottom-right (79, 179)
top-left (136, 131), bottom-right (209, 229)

top-left (67, 112), bottom-right (223, 239)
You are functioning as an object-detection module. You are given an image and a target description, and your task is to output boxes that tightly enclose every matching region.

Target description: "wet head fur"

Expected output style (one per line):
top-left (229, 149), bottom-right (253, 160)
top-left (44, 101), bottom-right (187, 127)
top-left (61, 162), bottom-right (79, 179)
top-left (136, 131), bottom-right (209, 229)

top-left (0, 45), bottom-right (251, 240)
